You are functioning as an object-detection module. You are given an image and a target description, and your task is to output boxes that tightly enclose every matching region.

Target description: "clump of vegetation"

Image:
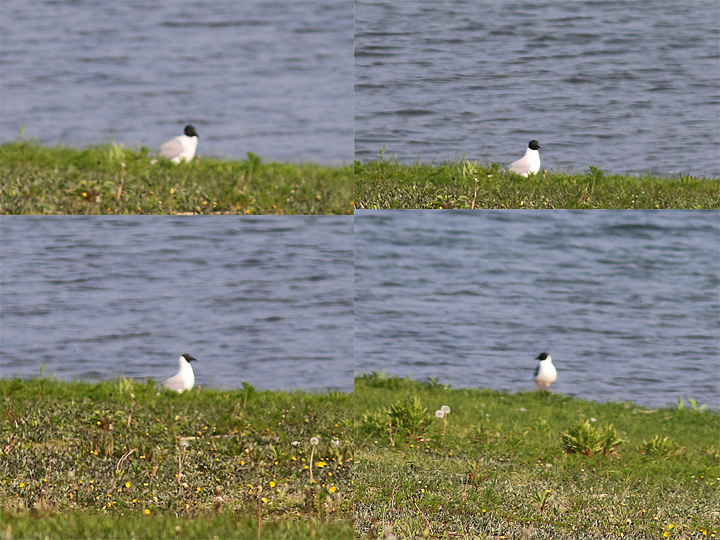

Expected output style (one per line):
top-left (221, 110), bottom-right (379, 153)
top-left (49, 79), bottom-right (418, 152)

top-left (677, 396), bottom-right (709, 411)
top-left (0, 141), bottom-right (354, 215)
top-left (355, 159), bottom-right (720, 209)
top-left (561, 419), bottom-right (625, 456)
top-left (355, 373), bottom-right (719, 539)
top-left (357, 396), bottom-right (433, 444)
top-left (0, 377), bottom-right (353, 539)
top-left (639, 435), bottom-right (685, 459)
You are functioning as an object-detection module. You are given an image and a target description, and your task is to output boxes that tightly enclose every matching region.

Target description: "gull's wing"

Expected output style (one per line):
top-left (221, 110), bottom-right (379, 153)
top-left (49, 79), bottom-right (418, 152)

top-left (163, 372), bottom-right (185, 392)
top-left (533, 364), bottom-right (540, 378)
top-left (159, 137), bottom-right (185, 160)
top-left (509, 155), bottom-right (530, 174)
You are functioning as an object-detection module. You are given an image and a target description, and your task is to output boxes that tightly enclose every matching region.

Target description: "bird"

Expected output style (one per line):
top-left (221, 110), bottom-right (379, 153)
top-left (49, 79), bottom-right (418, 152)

top-left (158, 125), bottom-right (199, 163)
top-left (163, 353), bottom-right (197, 393)
top-left (509, 140), bottom-right (541, 177)
top-left (533, 352), bottom-right (557, 392)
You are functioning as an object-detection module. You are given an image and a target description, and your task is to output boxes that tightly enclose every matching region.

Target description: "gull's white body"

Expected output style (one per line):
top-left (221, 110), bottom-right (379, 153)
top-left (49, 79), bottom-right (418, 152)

top-left (509, 146), bottom-right (541, 177)
top-left (534, 353), bottom-right (557, 391)
top-left (159, 134), bottom-right (198, 164)
top-left (163, 355), bottom-right (195, 393)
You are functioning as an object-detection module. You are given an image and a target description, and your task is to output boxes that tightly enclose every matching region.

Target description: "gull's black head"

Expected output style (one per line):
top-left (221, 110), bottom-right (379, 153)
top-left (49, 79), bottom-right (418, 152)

top-left (184, 125), bottom-right (198, 138)
top-left (536, 352), bottom-right (549, 361)
top-left (529, 140), bottom-right (540, 150)
top-left (182, 353), bottom-right (197, 362)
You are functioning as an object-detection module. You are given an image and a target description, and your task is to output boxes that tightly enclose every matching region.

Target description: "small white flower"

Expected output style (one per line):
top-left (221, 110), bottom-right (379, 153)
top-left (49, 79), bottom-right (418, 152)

top-left (291, 441), bottom-right (300, 446)
top-left (331, 439), bottom-right (340, 447)
top-left (310, 437), bottom-right (319, 446)
top-left (519, 408), bottom-right (527, 411)
top-left (590, 418), bottom-right (597, 422)
top-left (435, 410), bottom-right (444, 419)
top-left (441, 405), bottom-right (451, 414)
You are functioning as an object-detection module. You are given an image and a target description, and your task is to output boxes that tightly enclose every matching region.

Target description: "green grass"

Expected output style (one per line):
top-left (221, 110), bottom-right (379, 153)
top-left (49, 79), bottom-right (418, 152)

top-left (0, 511), bottom-right (352, 540)
top-left (0, 141), bottom-right (354, 215)
top-left (0, 377), bottom-right (352, 539)
top-left (355, 159), bottom-right (720, 209)
top-left (355, 373), bottom-right (719, 539)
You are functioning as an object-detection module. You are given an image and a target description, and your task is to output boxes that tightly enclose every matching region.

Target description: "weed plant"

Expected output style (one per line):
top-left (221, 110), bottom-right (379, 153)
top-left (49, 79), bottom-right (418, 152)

top-left (355, 159), bottom-right (720, 209)
top-left (355, 373), bottom-right (719, 539)
top-left (0, 377), bottom-right (353, 539)
top-left (0, 141), bottom-right (354, 215)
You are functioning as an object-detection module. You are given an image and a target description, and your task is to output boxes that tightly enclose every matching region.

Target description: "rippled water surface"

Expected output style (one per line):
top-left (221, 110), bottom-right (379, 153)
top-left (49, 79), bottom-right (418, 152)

top-left (1, 217), bottom-right (354, 391)
top-left (355, 210), bottom-right (720, 409)
top-left (1, 0), bottom-right (352, 163)
top-left (355, 1), bottom-right (720, 177)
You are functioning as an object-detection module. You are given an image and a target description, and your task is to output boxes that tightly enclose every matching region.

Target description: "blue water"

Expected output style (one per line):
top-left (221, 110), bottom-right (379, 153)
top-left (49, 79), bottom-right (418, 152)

top-left (1, 0), bottom-right (352, 164)
top-left (355, 1), bottom-right (720, 177)
top-left (0, 216), bottom-right (354, 391)
top-left (355, 210), bottom-right (720, 409)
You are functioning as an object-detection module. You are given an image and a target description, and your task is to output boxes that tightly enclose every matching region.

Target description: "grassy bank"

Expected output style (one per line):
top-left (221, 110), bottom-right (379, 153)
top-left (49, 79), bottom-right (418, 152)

top-left (0, 142), bottom-right (354, 215)
top-left (355, 160), bottom-right (720, 209)
top-left (355, 373), bottom-right (719, 539)
top-left (0, 377), bottom-right (353, 539)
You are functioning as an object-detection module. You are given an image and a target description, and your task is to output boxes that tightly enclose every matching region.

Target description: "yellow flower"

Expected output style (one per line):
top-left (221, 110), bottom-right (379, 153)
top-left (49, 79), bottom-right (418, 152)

top-left (329, 486), bottom-right (337, 493)
top-left (196, 487), bottom-right (201, 492)
top-left (125, 482), bottom-right (131, 488)
top-left (240, 461), bottom-right (245, 465)
top-left (269, 481), bottom-right (276, 488)
top-left (261, 497), bottom-right (268, 503)
top-left (19, 483), bottom-right (25, 487)
top-left (316, 461), bottom-right (326, 468)
top-left (145, 509), bottom-right (151, 515)
top-left (669, 524), bottom-right (674, 529)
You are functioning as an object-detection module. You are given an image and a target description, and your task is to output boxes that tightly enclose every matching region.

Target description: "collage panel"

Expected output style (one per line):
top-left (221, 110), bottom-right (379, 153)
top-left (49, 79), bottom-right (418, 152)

top-left (1, 1), bottom-right (353, 215)
top-left (353, 209), bottom-right (720, 539)
top-left (355, 0), bottom-right (719, 209)
top-left (0, 216), bottom-right (354, 537)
